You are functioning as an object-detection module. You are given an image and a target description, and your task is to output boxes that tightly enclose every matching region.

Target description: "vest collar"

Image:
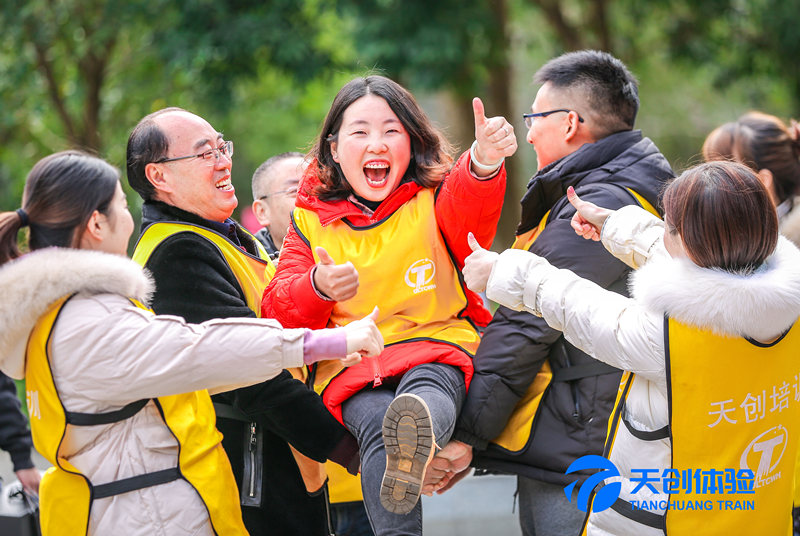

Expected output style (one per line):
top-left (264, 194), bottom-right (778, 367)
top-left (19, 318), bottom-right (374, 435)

top-left (0, 248), bottom-right (152, 379)
top-left (142, 201), bottom-right (254, 253)
top-left (631, 237), bottom-right (800, 340)
top-left (296, 168), bottom-right (423, 226)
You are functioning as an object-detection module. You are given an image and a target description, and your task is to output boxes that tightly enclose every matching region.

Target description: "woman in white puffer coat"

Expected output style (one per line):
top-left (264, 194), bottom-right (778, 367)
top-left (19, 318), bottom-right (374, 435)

top-left (0, 150), bottom-right (383, 536)
top-left (463, 161), bottom-right (800, 536)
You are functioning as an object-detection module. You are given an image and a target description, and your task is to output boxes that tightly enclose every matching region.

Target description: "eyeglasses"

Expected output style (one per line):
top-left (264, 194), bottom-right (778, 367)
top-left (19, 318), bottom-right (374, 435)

top-left (523, 110), bottom-right (584, 129)
top-left (259, 187), bottom-right (299, 200)
top-left (156, 140), bottom-right (234, 164)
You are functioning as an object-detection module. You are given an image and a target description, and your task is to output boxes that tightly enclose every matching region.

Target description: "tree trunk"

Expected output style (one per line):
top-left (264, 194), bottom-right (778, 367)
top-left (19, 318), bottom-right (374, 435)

top-left (485, 0), bottom-right (521, 247)
top-left (530, 0), bottom-right (586, 51)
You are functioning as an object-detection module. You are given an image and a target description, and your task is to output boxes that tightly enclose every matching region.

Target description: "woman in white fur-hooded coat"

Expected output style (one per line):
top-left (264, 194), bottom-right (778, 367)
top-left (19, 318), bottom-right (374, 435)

top-left (0, 151), bottom-right (382, 536)
top-left (462, 161), bottom-right (800, 536)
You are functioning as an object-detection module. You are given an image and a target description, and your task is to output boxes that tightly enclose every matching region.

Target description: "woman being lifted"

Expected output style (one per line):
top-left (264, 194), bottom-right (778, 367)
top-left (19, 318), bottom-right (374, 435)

top-left (262, 75), bottom-right (515, 534)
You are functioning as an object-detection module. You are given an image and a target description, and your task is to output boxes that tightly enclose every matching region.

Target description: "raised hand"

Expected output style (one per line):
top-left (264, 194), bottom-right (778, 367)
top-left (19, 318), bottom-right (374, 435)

top-left (472, 97), bottom-right (517, 176)
top-left (567, 186), bottom-right (613, 241)
top-left (462, 232), bottom-right (499, 292)
top-left (342, 307), bottom-right (383, 360)
top-left (313, 246), bottom-right (359, 301)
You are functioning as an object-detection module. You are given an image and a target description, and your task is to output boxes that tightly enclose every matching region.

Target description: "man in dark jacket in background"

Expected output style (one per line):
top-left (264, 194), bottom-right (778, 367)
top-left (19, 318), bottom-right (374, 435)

top-left (437, 50), bottom-right (674, 536)
top-left (125, 107), bottom-right (358, 535)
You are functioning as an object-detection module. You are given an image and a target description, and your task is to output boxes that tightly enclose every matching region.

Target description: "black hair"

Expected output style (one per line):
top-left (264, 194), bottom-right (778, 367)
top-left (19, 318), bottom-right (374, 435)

top-left (535, 50), bottom-right (639, 137)
top-left (126, 107), bottom-right (186, 201)
top-left (0, 150), bottom-right (119, 264)
top-left (309, 75), bottom-right (453, 201)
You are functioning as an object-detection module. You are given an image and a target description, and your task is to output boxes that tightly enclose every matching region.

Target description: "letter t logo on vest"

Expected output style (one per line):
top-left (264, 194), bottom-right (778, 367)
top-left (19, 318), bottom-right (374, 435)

top-left (404, 258), bottom-right (437, 294)
top-left (740, 424), bottom-right (788, 487)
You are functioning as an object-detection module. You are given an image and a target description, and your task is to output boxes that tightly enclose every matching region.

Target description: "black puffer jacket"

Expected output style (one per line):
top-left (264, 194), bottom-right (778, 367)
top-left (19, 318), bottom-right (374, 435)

top-left (138, 201), bottom-right (357, 535)
top-left (454, 130), bottom-right (674, 486)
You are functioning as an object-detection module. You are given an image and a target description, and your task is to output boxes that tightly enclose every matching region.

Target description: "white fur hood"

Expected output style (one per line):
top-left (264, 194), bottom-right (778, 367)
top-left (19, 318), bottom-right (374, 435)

top-left (631, 237), bottom-right (800, 341)
top-left (0, 248), bottom-right (153, 379)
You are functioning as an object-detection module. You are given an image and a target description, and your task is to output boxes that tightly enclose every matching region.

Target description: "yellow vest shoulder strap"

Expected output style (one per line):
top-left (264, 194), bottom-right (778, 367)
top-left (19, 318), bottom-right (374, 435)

top-left (132, 221), bottom-right (275, 316)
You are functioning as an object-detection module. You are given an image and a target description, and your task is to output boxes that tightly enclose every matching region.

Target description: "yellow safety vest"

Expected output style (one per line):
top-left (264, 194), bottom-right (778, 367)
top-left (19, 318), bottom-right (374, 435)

top-left (295, 188), bottom-right (481, 504)
top-left (591, 318), bottom-right (800, 534)
top-left (26, 295), bottom-right (247, 536)
top-left (492, 188), bottom-right (659, 453)
top-left (132, 221), bottom-right (327, 497)
top-left (293, 187), bottom-right (481, 362)
top-left (132, 221), bottom-right (276, 314)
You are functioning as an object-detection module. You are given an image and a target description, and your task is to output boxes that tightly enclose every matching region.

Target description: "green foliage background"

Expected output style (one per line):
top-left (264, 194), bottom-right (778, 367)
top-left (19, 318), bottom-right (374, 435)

top-left (1, 0), bottom-right (797, 246)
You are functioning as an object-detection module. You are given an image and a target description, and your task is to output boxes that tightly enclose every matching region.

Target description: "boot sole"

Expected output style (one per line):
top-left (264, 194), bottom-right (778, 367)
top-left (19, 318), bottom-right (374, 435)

top-left (380, 393), bottom-right (435, 515)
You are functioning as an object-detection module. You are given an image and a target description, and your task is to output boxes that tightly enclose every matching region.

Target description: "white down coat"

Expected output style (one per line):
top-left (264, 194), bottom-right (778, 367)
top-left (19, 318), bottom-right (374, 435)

top-left (483, 205), bottom-right (800, 536)
top-left (0, 248), bottom-right (311, 536)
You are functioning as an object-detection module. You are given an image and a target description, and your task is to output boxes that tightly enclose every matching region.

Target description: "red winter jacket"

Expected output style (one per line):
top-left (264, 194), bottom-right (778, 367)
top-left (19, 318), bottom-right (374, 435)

top-left (261, 151), bottom-right (506, 422)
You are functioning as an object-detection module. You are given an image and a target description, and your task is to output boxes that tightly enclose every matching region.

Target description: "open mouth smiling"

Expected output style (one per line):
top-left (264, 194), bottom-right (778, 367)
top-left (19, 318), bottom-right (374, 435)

top-left (215, 177), bottom-right (233, 191)
top-left (364, 161), bottom-right (390, 187)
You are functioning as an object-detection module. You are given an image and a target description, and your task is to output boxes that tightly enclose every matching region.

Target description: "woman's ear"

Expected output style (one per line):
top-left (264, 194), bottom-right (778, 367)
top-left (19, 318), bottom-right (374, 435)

top-left (77, 210), bottom-right (106, 249)
top-left (330, 141), bottom-right (340, 163)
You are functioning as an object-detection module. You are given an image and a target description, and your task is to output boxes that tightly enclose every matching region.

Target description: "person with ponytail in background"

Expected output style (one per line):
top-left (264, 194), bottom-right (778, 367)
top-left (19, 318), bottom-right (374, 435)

top-left (0, 150), bottom-right (382, 536)
top-left (703, 111), bottom-right (800, 246)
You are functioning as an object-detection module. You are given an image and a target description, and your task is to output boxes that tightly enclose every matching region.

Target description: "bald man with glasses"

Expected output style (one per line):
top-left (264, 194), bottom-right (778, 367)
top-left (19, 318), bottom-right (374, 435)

top-left (126, 107), bottom-right (360, 535)
top-left (251, 152), bottom-right (306, 261)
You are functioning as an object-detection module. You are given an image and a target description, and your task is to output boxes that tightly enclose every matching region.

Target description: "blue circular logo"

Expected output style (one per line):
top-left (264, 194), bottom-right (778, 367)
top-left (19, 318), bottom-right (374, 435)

top-left (563, 455), bottom-right (622, 513)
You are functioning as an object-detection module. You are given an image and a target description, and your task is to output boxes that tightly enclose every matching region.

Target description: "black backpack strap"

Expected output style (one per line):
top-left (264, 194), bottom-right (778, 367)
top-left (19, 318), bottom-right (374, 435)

top-left (65, 399), bottom-right (150, 426)
top-left (551, 361), bottom-right (620, 382)
top-left (212, 402), bottom-right (250, 422)
top-left (93, 467), bottom-right (181, 500)
top-left (64, 399), bottom-right (184, 501)
top-left (621, 405), bottom-right (670, 441)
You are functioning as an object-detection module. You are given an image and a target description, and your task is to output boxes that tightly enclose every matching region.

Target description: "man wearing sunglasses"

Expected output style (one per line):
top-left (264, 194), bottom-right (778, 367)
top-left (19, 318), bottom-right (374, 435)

top-left (125, 108), bottom-right (360, 535)
top-left (251, 151), bottom-right (305, 261)
top-left (442, 51), bottom-right (674, 536)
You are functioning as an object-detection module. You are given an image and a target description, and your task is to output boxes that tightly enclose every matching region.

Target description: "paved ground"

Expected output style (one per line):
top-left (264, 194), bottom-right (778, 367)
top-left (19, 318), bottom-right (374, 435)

top-left (422, 471), bottom-right (522, 535)
top-left (0, 450), bottom-right (522, 535)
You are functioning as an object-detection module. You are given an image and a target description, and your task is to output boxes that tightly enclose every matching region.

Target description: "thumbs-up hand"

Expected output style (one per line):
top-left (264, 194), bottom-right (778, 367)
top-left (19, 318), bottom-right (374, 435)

top-left (313, 246), bottom-right (359, 301)
top-left (462, 232), bottom-right (499, 292)
top-left (567, 186), bottom-right (613, 241)
top-left (471, 97), bottom-right (517, 176)
top-left (341, 307), bottom-right (384, 363)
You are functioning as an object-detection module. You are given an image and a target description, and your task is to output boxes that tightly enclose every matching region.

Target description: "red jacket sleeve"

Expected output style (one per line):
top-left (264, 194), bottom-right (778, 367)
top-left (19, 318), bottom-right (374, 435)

top-left (261, 224), bottom-right (335, 329)
top-left (435, 151), bottom-right (506, 268)
top-left (435, 151), bottom-right (506, 327)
